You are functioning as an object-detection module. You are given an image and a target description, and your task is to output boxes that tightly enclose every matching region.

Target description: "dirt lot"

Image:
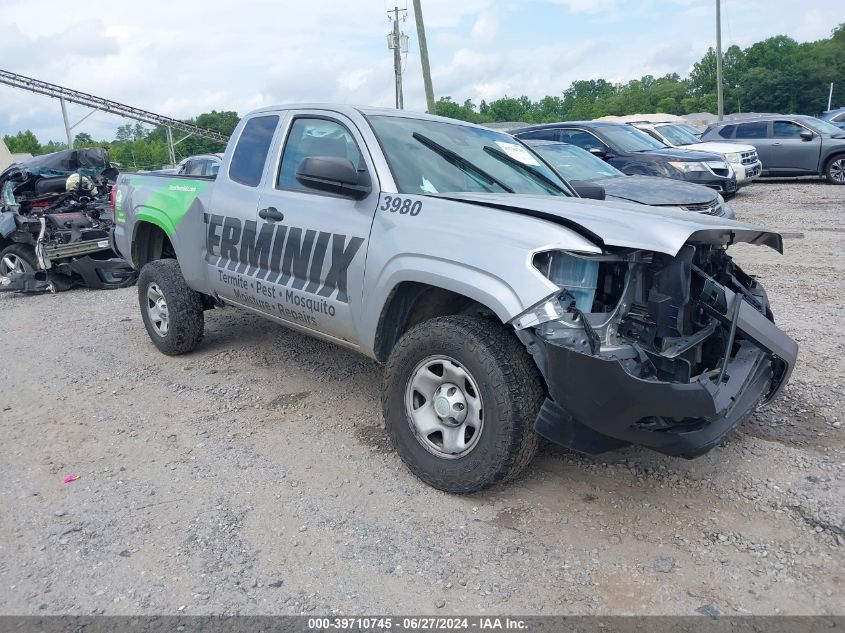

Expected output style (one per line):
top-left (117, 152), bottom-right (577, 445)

top-left (1, 181), bottom-right (843, 616)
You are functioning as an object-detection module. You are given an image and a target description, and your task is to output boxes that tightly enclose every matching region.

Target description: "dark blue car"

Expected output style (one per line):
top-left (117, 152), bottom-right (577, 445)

top-left (511, 121), bottom-right (738, 196)
top-left (821, 107), bottom-right (845, 130)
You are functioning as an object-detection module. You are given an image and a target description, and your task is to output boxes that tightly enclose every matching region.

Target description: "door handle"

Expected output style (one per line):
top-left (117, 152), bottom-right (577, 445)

top-left (772, 142), bottom-right (782, 146)
top-left (259, 206), bottom-right (284, 222)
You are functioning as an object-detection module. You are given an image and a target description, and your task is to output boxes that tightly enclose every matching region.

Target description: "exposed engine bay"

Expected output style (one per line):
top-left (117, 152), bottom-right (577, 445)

top-left (0, 148), bottom-right (136, 293)
top-left (515, 238), bottom-right (798, 458)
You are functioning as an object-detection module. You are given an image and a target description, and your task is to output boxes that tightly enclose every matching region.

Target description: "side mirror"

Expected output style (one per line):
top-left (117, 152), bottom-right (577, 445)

top-left (800, 130), bottom-right (815, 141)
top-left (570, 181), bottom-right (606, 201)
top-left (588, 147), bottom-right (608, 159)
top-left (296, 156), bottom-right (371, 199)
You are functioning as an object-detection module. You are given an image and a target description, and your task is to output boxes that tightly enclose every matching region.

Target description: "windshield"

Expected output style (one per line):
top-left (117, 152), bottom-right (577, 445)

top-left (799, 116), bottom-right (845, 136)
top-left (529, 142), bottom-right (623, 181)
top-left (655, 124), bottom-right (702, 146)
top-left (366, 115), bottom-right (571, 196)
top-left (601, 125), bottom-right (667, 152)
top-left (676, 124), bottom-right (703, 137)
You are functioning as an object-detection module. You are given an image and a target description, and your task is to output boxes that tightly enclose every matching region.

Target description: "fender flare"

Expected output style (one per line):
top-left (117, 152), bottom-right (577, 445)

top-left (360, 253), bottom-right (543, 358)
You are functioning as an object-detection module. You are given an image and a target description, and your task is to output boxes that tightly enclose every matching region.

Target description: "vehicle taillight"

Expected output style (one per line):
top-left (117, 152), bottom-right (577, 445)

top-left (110, 186), bottom-right (117, 211)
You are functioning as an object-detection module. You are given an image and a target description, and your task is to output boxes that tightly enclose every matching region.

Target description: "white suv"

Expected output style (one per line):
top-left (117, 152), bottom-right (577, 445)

top-left (630, 122), bottom-right (762, 189)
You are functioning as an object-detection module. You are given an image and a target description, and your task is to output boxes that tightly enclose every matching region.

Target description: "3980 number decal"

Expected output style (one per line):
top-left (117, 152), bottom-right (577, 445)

top-left (380, 196), bottom-right (422, 216)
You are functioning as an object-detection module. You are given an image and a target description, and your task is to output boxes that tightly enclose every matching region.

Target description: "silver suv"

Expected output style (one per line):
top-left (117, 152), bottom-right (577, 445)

top-left (702, 115), bottom-right (845, 184)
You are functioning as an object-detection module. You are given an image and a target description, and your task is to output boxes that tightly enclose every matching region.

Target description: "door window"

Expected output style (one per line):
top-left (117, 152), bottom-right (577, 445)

top-left (278, 118), bottom-right (362, 192)
top-left (773, 121), bottom-right (805, 138)
top-left (717, 124), bottom-right (736, 139)
top-left (735, 122), bottom-right (769, 139)
top-left (186, 159), bottom-right (206, 176)
top-left (558, 129), bottom-right (606, 152)
top-left (515, 129), bottom-right (557, 141)
top-left (228, 115), bottom-right (279, 187)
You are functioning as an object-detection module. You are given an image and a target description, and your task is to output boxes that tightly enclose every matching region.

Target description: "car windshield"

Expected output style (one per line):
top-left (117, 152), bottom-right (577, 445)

top-left (655, 124), bottom-right (702, 146)
top-left (676, 124), bottom-right (703, 137)
top-left (366, 115), bottom-right (571, 196)
top-left (601, 125), bottom-right (667, 152)
top-left (529, 142), bottom-right (623, 181)
top-left (799, 116), bottom-right (845, 136)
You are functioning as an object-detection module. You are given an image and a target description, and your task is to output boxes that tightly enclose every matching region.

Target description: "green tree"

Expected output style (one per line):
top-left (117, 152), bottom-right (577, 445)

top-left (3, 130), bottom-right (41, 154)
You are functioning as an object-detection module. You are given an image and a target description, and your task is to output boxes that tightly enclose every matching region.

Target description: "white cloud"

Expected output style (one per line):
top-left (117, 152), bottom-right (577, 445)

top-left (1, 0), bottom-right (844, 143)
top-left (542, 0), bottom-right (619, 14)
top-left (471, 11), bottom-right (500, 42)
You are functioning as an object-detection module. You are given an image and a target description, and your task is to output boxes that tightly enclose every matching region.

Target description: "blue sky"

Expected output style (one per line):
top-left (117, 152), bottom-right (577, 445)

top-left (1, 0), bottom-right (843, 143)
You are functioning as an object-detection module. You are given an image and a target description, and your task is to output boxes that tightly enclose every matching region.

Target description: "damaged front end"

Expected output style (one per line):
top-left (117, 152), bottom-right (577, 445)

top-left (514, 238), bottom-right (798, 458)
top-left (0, 148), bottom-right (136, 293)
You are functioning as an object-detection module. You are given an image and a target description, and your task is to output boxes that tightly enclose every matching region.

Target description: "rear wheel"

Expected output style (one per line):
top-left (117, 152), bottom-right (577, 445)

top-left (138, 259), bottom-right (204, 355)
top-left (0, 244), bottom-right (37, 276)
top-left (383, 316), bottom-right (544, 493)
top-left (825, 156), bottom-right (845, 185)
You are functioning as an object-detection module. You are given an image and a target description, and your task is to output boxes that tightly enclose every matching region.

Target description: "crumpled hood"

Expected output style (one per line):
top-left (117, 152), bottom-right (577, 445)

top-left (593, 175), bottom-right (717, 206)
top-left (435, 192), bottom-right (782, 256)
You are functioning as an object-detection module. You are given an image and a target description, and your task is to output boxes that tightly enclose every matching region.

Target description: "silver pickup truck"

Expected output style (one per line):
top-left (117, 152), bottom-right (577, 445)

top-left (111, 105), bottom-right (798, 493)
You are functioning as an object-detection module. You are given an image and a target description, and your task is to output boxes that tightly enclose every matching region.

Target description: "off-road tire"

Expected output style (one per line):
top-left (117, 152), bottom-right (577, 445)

top-left (825, 155), bottom-right (845, 185)
top-left (383, 315), bottom-right (544, 494)
top-left (138, 259), bottom-right (204, 355)
top-left (0, 243), bottom-right (38, 275)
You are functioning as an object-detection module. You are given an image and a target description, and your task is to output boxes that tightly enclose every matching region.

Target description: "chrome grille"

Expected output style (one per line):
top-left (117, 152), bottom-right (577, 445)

top-left (740, 150), bottom-right (758, 165)
top-left (681, 200), bottom-right (722, 215)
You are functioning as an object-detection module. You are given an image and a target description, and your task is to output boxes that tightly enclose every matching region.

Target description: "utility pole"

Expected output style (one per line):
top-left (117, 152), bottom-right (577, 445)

top-left (412, 0), bottom-right (436, 114)
top-left (716, 0), bottom-right (724, 121)
top-left (829, 82), bottom-right (834, 112)
top-left (387, 7), bottom-right (407, 110)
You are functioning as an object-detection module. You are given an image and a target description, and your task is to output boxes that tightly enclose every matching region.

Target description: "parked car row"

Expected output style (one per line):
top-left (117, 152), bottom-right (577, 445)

top-left (503, 112), bottom-right (845, 208)
top-left (511, 121), bottom-right (744, 196)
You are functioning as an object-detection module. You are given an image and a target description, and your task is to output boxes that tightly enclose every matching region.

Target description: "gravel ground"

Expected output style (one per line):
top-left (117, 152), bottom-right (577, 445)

top-left (0, 180), bottom-right (843, 616)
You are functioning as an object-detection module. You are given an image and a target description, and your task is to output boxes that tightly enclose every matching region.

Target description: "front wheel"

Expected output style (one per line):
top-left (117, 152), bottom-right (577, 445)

top-left (0, 244), bottom-right (37, 276)
top-left (138, 259), bottom-right (204, 355)
top-left (825, 156), bottom-right (845, 185)
top-left (382, 316), bottom-right (544, 493)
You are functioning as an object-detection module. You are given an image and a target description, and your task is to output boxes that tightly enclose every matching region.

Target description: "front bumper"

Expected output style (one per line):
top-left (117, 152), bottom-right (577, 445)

top-left (733, 160), bottom-right (762, 186)
top-left (534, 291), bottom-right (798, 458)
top-left (65, 255), bottom-right (137, 289)
top-left (682, 171), bottom-right (738, 195)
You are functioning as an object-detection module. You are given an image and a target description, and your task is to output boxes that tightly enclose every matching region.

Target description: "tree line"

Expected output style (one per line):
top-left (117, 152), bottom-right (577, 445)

top-left (3, 112), bottom-right (234, 171)
top-left (4, 23), bottom-right (843, 170)
top-left (434, 23), bottom-right (845, 124)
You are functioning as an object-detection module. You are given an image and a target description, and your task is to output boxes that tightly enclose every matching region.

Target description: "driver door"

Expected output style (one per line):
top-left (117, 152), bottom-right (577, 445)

top-left (769, 120), bottom-right (822, 173)
top-left (252, 111), bottom-right (380, 346)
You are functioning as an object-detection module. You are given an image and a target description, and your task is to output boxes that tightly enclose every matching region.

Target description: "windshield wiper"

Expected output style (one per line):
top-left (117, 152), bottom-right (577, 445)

top-left (412, 132), bottom-right (515, 193)
top-left (482, 145), bottom-right (569, 195)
